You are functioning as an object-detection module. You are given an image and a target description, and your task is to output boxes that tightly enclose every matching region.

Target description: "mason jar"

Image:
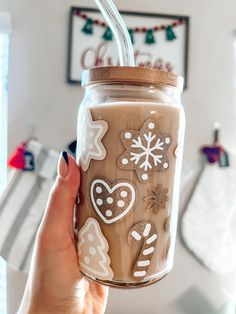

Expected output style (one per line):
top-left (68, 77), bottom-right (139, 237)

top-left (76, 66), bottom-right (185, 288)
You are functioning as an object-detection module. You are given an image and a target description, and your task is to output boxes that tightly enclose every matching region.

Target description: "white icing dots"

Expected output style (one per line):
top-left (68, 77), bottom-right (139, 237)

top-left (89, 247), bottom-right (96, 255)
top-left (120, 190), bottom-right (128, 198)
top-left (106, 210), bottom-right (112, 217)
top-left (96, 198), bottom-right (103, 206)
top-left (165, 137), bottom-right (170, 144)
top-left (96, 186), bottom-right (102, 194)
top-left (122, 158), bottom-right (128, 165)
top-left (148, 122), bottom-right (155, 129)
top-left (163, 162), bottom-right (169, 169)
top-left (88, 143), bottom-right (94, 149)
top-left (106, 197), bottom-right (113, 204)
top-left (89, 131), bottom-right (94, 137)
top-left (84, 256), bottom-right (90, 264)
top-left (117, 200), bottom-right (125, 208)
top-left (141, 173), bottom-right (148, 181)
top-left (87, 233), bottom-right (94, 242)
top-left (124, 132), bottom-right (132, 139)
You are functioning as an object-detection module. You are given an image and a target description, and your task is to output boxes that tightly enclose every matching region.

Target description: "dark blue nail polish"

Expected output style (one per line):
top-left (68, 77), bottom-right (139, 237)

top-left (62, 151), bottom-right (69, 165)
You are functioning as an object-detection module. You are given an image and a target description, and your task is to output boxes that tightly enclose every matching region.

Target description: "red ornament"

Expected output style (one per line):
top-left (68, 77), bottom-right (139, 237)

top-left (8, 142), bottom-right (26, 169)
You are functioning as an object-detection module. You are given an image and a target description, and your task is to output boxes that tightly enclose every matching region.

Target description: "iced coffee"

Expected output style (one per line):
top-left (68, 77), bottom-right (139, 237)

top-left (76, 66), bottom-right (185, 288)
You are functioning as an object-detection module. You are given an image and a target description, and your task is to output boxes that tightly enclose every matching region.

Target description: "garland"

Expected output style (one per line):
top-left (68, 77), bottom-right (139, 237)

top-left (75, 9), bottom-right (184, 44)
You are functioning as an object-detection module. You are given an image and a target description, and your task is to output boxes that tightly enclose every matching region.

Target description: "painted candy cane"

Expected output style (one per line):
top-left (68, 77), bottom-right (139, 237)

top-left (128, 221), bottom-right (158, 281)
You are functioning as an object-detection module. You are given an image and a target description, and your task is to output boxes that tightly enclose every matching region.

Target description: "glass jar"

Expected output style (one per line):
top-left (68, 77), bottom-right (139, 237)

top-left (76, 66), bottom-right (185, 288)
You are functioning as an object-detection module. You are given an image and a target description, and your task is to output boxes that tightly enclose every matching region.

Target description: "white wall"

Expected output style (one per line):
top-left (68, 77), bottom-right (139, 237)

top-left (1, 0), bottom-right (236, 313)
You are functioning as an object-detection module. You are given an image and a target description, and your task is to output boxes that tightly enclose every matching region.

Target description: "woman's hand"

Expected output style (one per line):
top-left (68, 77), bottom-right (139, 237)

top-left (18, 152), bottom-right (109, 314)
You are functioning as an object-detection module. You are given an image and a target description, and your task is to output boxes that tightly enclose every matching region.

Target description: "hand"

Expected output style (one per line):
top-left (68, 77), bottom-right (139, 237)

top-left (18, 152), bottom-right (109, 314)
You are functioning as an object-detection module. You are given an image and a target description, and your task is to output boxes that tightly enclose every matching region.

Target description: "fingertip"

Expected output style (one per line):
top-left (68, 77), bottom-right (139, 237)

top-left (57, 152), bottom-right (80, 192)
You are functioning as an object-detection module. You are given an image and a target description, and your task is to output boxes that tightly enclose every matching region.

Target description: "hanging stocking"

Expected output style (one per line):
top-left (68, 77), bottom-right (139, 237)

top-left (181, 151), bottom-right (236, 274)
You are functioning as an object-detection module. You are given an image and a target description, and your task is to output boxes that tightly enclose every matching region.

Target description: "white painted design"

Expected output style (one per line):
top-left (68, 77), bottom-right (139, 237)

top-left (78, 217), bottom-right (113, 279)
top-left (130, 133), bottom-right (165, 171)
top-left (96, 198), bottom-right (103, 206)
top-left (96, 186), bottom-right (102, 193)
top-left (129, 222), bottom-right (157, 280)
top-left (163, 162), bottom-right (168, 169)
top-left (143, 223), bottom-right (151, 237)
top-left (79, 110), bottom-right (108, 172)
top-left (141, 173), bottom-right (148, 180)
top-left (125, 132), bottom-right (132, 139)
top-left (91, 179), bottom-right (136, 224)
top-left (88, 233), bottom-right (94, 242)
top-left (146, 234), bottom-right (157, 244)
top-left (89, 247), bottom-right (96, 255)
top-left (175, 146), bottom-right (179, 157)
top-left (122, 158), bottom-right (128, 165)
top-left (134, 270), bottom-right (147, 277)
top-left (117, 200), bottom-right (125, 208)
top-left (148, 122), bottom-right (155, 129)
top-left (106, 197), bottom-right (113, 204)
top-left (106, 210), bottom-right (112, 217)
top-left (137, 260), bottom-right (150, 267)
top-left (131, 231), bottom-right (141, 241)
top-left (143, 247), bottom-right (155, 255)
top-left (120, 191), bottom-right (128, 197)
top-left (165, 137), bottom-right (171, 144)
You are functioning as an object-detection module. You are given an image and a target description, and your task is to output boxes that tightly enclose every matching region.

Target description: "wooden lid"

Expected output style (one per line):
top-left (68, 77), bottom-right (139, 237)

top-left (82, 66), bottom-right (184, 93)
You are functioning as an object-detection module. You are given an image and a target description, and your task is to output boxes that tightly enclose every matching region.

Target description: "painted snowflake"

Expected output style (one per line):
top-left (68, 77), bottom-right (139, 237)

top-left (78, 109), bottom-right (108, 172)
top-left (118, 119), bottom-right (172, 183)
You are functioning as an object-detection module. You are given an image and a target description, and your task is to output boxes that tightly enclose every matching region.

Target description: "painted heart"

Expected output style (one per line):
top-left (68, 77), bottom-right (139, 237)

top-left (90, 178), bottom-right (136, 224)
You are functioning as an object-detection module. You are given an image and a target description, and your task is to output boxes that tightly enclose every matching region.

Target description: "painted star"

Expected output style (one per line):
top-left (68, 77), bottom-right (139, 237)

top-left (78, 109), bottom-right (108, 171)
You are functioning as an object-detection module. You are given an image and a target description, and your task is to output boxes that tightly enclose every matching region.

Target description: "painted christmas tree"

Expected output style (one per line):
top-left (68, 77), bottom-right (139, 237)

top-left (78, 217), bottom-right (113, 280)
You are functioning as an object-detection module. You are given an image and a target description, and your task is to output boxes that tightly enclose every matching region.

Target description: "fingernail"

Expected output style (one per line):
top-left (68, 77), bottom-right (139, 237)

top-left (57, 151), bottom-right (69, 178)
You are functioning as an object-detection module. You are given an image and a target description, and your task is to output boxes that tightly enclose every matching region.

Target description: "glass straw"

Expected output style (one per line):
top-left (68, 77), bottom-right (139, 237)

top-left (94, 0), bottom-right (135, 66)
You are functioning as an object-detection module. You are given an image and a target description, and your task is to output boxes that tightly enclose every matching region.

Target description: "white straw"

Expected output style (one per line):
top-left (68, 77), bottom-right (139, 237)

top-left (94, 0), bottom-right (135, 66)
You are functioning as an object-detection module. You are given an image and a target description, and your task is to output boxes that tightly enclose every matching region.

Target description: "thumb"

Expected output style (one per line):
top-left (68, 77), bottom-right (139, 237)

top-left (39, 151), bottom-right (80, 240)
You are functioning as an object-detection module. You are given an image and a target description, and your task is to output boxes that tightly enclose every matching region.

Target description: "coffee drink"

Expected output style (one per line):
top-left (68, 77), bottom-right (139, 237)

top-left (76, 67), bottom-right (184, 288)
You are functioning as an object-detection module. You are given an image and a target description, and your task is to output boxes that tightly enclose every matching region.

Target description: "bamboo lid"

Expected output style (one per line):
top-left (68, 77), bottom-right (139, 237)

top-left (82, 66), bottom-right (184, 93)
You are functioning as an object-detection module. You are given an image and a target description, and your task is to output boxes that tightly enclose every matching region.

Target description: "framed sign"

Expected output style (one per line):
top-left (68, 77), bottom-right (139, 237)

top-left (67, 7), bottom-right (190, 89)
